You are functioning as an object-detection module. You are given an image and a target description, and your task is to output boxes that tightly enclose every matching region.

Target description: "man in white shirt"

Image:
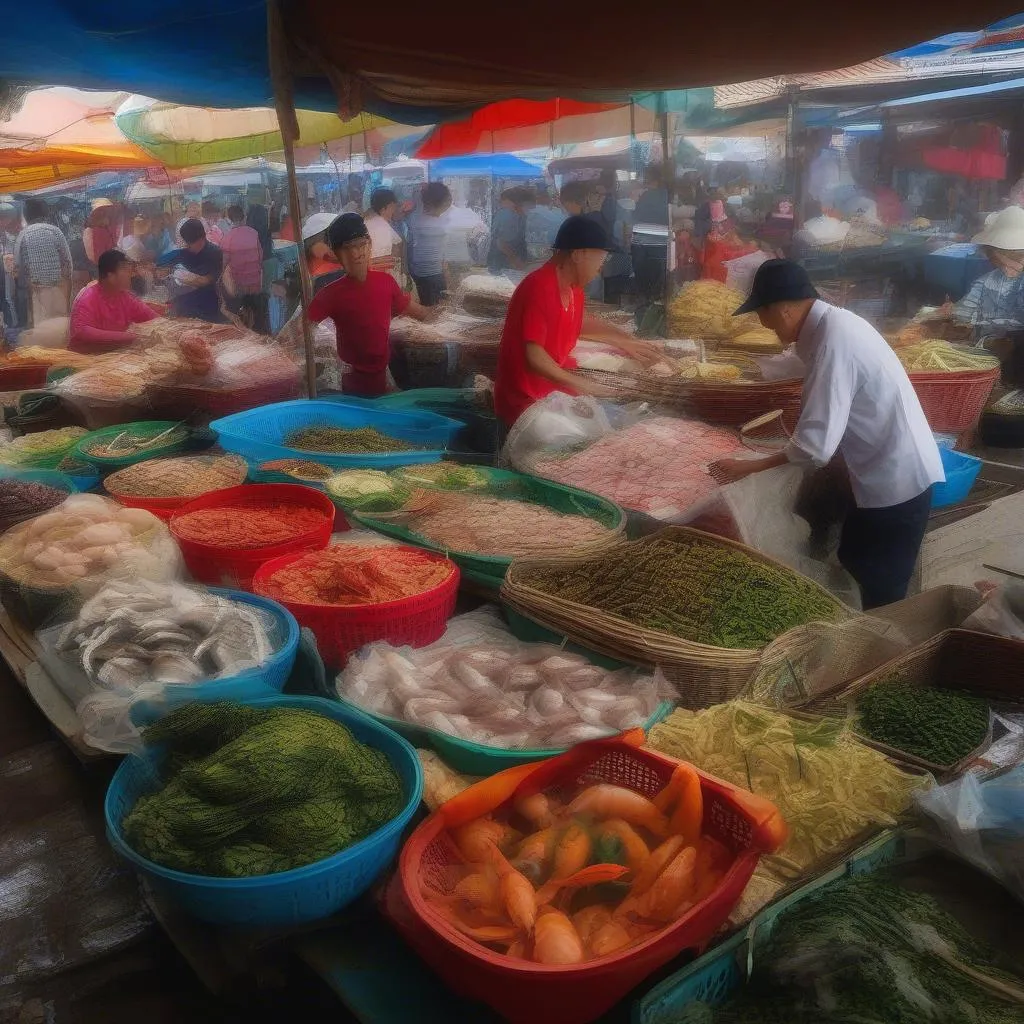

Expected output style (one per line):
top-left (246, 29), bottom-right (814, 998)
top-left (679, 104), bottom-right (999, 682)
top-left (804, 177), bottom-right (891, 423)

top-left (712, 259), bottom-right (944, 609)
top-left (364, 187), bottom-right (403, 272)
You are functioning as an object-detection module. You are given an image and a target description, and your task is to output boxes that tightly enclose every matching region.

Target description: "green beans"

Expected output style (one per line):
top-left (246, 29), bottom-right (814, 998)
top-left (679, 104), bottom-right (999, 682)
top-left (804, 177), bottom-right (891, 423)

top-left (286, 426), bottom-right (415, 454)
top-left (855, 679), bottom-right (990, 767)
top-left (522, 538), bottom-right (842, 649)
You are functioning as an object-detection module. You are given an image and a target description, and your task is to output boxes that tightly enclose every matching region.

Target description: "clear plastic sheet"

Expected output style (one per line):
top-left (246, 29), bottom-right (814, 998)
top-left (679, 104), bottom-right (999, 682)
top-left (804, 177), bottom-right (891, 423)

top-left (962, 582), bottom-right (1024, 641)
top-left (38, 579), bottom-right (282, 753)
top-left (337, 605), bottom-right (668, 749)
top-left (503, 392), bottom-right (619, 469)
top-left (917, 757), bottom-right (1024, 903)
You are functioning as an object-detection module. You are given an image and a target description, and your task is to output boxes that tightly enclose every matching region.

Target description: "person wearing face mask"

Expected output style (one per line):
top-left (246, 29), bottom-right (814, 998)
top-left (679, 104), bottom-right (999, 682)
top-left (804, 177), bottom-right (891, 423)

top-left (710, 259), bottom-right (944, 610)
top-left (493, 215), bottom-right (659, 427)
top-left (939, 207), bottom-right (1024, 346)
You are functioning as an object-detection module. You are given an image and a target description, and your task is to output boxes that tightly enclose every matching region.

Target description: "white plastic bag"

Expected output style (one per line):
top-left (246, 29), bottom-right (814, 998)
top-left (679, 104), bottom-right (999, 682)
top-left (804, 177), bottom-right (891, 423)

top-left (724, 250), bottom-right (770, 297)
top-left (503, 392), bottom-right (616, 469)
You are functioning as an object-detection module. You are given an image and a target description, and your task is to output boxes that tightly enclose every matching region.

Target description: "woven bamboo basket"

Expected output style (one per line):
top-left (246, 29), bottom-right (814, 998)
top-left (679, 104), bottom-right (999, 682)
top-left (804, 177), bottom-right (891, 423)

top-left (799, 628), bottom-right (1024, 777)
top-left (501, 526), bottom-right (853, 708)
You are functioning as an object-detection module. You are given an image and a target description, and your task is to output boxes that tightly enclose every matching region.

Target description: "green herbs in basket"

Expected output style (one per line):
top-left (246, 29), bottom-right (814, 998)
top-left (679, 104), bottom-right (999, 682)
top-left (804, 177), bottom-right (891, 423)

top-left (286, 425), bottom-right (415, 454)
top-left (396, 461), bottom-right (490, 490)
top-left (124, 702), bottom-right (403, 877)
top-left (677, 875), bottom-right (1024, 1024)
top-left (325, 469), bottom-right (411, 511)
top-left (855, 678), bottom-right (990, 767)
top-left (522, 538), bottom-right (842, 649)
top-left (84, 423), bottom-right (188, 460)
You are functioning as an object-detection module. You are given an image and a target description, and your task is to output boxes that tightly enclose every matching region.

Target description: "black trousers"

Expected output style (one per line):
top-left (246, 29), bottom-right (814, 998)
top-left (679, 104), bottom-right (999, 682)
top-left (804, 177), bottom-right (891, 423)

top-left (838, 487), bottom-right (932, 610)
top-left (412, 273), bottom-right (446, 307)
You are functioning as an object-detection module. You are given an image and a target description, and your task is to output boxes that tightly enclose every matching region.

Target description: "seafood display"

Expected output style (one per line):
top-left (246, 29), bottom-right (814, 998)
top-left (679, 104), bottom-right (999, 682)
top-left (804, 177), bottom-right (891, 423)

top-left (44, 580), bottom-right (278, 688)
top-left (369, 490), bottom-right (614, 559)
top-left (105, 454), bottom-right (248, 499)
top-left (0, 493), bottom-right (175, 591)
top-left (171, 504), bottom-right (329, 548)
top-left (529, 417), bottom-right (743, 519)
top-left (286, 426), bottom-right (416, 454)
top-left (257, 544), bottom-right (454, 606)
top-left (338, 607), bottom-right (665, 748)
top-left (421, 770), bottom-right (738, 962)
top-left (123, 702), bottom-right (404, 876)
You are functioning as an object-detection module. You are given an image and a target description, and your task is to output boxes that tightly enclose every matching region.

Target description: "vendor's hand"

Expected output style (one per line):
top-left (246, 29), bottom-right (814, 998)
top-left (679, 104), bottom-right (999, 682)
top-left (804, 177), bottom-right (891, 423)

top-left (709, 457), bottom-right (760, 485)
top-left (620, 339), bottom-right (663, 366)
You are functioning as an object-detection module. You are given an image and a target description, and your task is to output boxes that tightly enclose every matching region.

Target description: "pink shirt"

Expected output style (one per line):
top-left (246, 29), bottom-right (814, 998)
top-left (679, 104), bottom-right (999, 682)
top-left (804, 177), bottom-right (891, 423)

top-left (69, 281), bottom-right (158, 352)
top-left (221, 225), bottom-right (264, 292)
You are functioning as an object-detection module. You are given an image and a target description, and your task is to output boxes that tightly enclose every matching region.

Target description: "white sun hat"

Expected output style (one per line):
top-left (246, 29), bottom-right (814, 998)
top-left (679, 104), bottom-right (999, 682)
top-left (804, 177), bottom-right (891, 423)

top-left (973, 205), bottom-right (1024, 251)
top-left (301, 211), bottom-right (340, 242)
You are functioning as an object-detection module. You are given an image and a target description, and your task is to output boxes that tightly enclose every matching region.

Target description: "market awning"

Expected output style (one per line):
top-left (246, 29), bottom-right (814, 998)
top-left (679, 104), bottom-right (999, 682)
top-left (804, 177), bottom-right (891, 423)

top-left (0, 3), bottom-right (1020, 124)
top-left (428, 154), bottom-right (543, 178)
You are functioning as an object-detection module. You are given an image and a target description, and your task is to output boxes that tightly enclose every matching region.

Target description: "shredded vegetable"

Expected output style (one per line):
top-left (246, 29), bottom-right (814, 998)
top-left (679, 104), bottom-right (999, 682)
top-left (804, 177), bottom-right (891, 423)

top-left (105, 455), bottom-right (248, 499)
top-left (172, 505), bottom-right (328, 548)
top-left (896, 340), bottom-right (999, 373)
top-left (0, 427), bottom-right (87, 468)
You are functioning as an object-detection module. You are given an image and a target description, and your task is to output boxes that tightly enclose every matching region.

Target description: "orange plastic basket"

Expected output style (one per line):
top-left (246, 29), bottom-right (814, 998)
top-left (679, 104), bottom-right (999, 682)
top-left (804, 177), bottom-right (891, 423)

top-left (390, 736), bottom-right (785, 1024)
top-left (909, 368), bottom-right (999, 433)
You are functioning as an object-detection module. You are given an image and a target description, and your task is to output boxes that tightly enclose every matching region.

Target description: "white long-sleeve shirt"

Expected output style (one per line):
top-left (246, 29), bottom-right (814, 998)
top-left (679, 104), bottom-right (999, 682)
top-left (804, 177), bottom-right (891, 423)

top-left (786, 301), bottom-right (944, 509)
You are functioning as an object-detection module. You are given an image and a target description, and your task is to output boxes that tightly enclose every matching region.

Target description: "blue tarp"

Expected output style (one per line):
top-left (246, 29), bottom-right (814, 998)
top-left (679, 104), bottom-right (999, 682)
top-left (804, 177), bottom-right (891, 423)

top-left (428, 155), bottom-right (543, 178)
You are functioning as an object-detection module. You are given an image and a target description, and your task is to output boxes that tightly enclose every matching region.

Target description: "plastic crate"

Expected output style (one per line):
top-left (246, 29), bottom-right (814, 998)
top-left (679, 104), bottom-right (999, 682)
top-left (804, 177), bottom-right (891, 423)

top-left (632, 830), bottom-right (907, 1023)
top-left (104, 694), bottom-right (423, 927)
top-left (336, 694), bottom-right (674, 776)
top-left (393, 740), bottom-right (786, 1024)
top-left (354, 467), bottom-right (626, 581)
top-left (0, 361), bottom-right (48, 390)
top-left (931, 447), bottom-right (983, 508)
top-left (170, 484), bottom-right (335, 590)
top-left (252, 546), bottom-right (459, 668)
top-left (74, 421), bottom-right (191, 470)
top-left (209, 400), bottom-right (460, 468)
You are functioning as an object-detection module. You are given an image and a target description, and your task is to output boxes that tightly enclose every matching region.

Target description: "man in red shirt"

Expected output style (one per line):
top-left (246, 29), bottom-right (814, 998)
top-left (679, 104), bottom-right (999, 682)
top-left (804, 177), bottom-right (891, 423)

top-left (494, 216), bottom-right (657, 425)
top-left (307, 213), bottom-right (434, 396)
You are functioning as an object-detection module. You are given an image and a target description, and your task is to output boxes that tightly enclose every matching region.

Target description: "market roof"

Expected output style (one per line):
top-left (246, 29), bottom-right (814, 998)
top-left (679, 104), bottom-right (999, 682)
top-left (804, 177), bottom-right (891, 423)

top-left (0, 2), bottom-right (1021, 123)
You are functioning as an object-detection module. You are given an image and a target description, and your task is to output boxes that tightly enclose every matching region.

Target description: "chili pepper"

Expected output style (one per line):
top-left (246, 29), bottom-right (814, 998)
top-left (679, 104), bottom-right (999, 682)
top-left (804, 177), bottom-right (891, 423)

top-left (172, 505), bottom-right (328, 548)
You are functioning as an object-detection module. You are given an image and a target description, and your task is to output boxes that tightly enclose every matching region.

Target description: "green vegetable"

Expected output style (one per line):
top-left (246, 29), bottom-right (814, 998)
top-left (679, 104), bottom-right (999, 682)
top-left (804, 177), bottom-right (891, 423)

top-left (521, 538), bottom-right (841, 649)
top-left (676, 875), bottom-right (1024, 1024)
top-left (396, 461), bottom-right (489, 490)
top-left (855, 678), bottom-right (990, 767)
top-left (287, 425), bottom-right (415, 454)
top-left (325, 470), bottom-right (411, 511)
top-left (123, 703), bottom-right (403, 877)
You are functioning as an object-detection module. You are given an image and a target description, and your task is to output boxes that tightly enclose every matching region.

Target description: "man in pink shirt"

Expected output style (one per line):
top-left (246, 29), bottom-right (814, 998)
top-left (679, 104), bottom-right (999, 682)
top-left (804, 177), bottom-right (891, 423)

top-left (220, 204), bottom-right (264, 328)
top-left (69, 249), bottom-right (157, 352)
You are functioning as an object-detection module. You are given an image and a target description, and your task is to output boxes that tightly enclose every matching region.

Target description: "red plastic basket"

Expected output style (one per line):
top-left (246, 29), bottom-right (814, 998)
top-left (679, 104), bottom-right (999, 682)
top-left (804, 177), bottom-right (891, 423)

top-left (909, 368), bottom-right (999, 433)
top-left (251, 546), bottom-right (459, 668)
top-left (170, 484), bottom-right (335, 589)
top-left (0, 362), bottom-right (48, 391)
top-left (390, 740), bottom-right (784, 1024)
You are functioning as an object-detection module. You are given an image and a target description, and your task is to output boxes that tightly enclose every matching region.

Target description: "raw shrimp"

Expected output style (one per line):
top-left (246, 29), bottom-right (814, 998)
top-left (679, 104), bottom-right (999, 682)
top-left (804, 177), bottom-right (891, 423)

top-left (499, 866), bottom-right (538, 934)
top-left (589, 919), bottom-right (633, 957)
top-left (633, 846), bottom-right (697, 921)
top-left (514, 792), bottom-right (554, 830)
top-left (533, 908), bottom-right (585, 965)
top-left (572, 905), bottom-right (613, 947)
top-left (667, 764), bottom-right (704, 846)
top-left (598, 819), bottom-right (651, 874)
top-left (513, 826), bottom-right (559, 882)
top-left (434, 902), bottom-right (519, 944)
top-left (535, 863), bottom-right (628, 906)
top-left (551, 823), bottom-right (592, 881)
top-left (628, 836), bottom-right (684, 899)
top-left (568, 785), bottom-right (669, 837)
top-left (453, 818), bottom-right (517, 865)
top-left (451, 871), bottom-right (502, 914)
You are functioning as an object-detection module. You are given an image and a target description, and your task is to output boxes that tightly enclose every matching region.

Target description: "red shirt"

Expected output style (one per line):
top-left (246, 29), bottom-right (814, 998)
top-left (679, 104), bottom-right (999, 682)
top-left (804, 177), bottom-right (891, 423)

top-left (308, 270), bottom-right (410, 396)
top-left (69, 281), bottom-right (157, 353)
top-left (494, 262), bottom-right (583, 426)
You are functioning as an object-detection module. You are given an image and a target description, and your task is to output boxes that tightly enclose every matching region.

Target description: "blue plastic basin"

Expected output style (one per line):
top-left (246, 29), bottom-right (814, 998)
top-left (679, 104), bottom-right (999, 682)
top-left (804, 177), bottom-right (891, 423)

top-left (932, 448), bottom-right (983, 508)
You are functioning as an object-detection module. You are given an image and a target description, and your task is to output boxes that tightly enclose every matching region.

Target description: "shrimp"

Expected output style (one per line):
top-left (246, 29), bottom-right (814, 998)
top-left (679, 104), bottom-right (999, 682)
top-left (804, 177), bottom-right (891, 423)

top-left (551, 822), bottom-right (592, 881)
top-left (451, 871), bottom-right (502, 913)
top-left (535, 863), bottom-right (629, 907)
top-left (514, 791), bottom-right (554, 829)
top-left (452, 818), bottom-right (517, 866)
top-left (634, 846), bottom-right (697, 922)
top-left (589, 919), bottom-right (633, 957)
top-left (514, 826), bottom-right (559, 880)
top-left (568, 785), bottom-right (669, 837)
top-left (433, 902), bottom-right (519, 944)
top-left (533, 908), bottom-right (585, 964)
top-left (499, 865), bottom-right (538, 934)
top-left (506, 938), bottom-right (530, 960)
top-left (598, 819), bottom-right (651, 874)
top-left (573, 905), bottom-right (613, 947)
top-left (667, 764), bottom-right (703, 846)
top-left (629, 835), bottom-right (684, 899)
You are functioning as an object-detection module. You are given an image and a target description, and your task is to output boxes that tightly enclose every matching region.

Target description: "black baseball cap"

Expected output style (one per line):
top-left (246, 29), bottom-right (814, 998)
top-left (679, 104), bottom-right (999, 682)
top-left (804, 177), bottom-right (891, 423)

top-left (733, 259), bottom-right (819, 315)
top-left (553, 215), bottom-right (611, 252)
top-left (326, 212), bottom-right (370, 250)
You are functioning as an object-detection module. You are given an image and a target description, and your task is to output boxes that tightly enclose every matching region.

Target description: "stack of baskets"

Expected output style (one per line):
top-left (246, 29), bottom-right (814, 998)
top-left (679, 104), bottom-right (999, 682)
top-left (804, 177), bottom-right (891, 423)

top-left (501, 526), bottom-right (852, 706)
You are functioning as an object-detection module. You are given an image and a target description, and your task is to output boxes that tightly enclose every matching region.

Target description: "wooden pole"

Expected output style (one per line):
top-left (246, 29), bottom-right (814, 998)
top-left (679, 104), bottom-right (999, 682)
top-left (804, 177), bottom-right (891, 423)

top-left (267, 0), bottom-right (317, 398)
top-left (658, 92), bottom-right (674, 309)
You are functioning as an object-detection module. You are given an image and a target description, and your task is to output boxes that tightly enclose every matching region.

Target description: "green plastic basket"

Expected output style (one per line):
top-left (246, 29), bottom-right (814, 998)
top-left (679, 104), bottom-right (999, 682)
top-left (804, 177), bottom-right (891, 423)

top-left (335, 693), bottom-right (673, 776)
top-left (353, 467), bottom-right (626, 580)
top-left (631, 830), bottom-right (909, 1024)
top-left (74, 421), bottom-right (190, 470)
